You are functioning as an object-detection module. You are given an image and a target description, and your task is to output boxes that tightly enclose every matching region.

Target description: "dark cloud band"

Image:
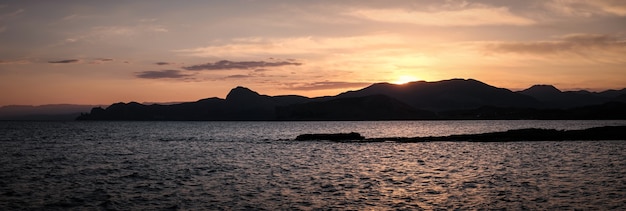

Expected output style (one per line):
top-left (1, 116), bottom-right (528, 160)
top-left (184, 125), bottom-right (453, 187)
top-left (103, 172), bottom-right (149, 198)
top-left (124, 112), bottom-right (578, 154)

top-left (136, 70), bottom-right (191, 79)
top-left (183, 60), bottom-right (302, 71)
top-left (48, 59), bottom-right (80, 64)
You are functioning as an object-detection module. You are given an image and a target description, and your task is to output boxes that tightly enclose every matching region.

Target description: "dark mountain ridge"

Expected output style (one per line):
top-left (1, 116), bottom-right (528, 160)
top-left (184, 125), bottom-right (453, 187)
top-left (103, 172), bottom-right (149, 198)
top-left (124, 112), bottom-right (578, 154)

top-left (75, 78), bottom-right (626, 121)
top-left (518, 85), bottom-right (619, 108)
top-left (337, 79), bottom-right (541, 111)
top-left (277, 94), bottom-right (437, 120)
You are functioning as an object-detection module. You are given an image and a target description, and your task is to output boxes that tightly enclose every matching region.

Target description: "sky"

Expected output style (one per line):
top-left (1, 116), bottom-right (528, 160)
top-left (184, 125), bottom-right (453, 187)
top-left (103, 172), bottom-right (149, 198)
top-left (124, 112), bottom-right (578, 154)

top-left (1, 0), bottom-right (625, 106)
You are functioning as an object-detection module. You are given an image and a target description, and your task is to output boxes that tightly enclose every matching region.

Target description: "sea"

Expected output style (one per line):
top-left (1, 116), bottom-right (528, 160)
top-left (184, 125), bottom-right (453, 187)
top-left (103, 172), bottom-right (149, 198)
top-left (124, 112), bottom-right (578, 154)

top-left (1, 120), bottom-right (625, 210)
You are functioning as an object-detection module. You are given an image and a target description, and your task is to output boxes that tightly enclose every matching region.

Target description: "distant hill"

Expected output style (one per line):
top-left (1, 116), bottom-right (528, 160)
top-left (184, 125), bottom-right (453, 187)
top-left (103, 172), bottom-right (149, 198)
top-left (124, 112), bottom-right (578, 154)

top-left (0, 104), bottom-right (101, 120)
top-left (517, 85), bottom-right (620, 108)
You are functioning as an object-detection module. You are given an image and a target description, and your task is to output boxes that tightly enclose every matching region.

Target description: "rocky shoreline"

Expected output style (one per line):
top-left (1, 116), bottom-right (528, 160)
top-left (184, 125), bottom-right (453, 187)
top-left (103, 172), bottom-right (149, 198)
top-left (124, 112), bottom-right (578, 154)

top-left (295, 125), bottom-right (626, 142)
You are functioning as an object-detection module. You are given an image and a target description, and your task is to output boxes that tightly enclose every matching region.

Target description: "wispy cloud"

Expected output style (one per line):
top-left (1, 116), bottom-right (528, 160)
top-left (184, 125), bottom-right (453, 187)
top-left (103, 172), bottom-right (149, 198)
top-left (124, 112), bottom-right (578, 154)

top-left (61, 14), bottom-right (78, 21)
top-left (89, 58), bottom-right (113, 64)
top-left (0, 9), bottom-right (24, 19)
top-left (0, 59), bottom-right (30, 65)
top-left (59, 23), bottom-right (168, 46)
top-left (481, 33), bottom-right (626, 64)
top-left (224, 74), bottom-right (252, 79)
top-left (348, 5), bottom-right (534, 26)
top-left (183, 60), bottom-right (302, 71)
top-left (0, 9), bottom-right (25, 33)
top-left (485, 34), bottom-right (626, 54)
top-left (286, 81), bottom-right (371, 91)
top-left (135, 70), bottom-right (192, 79)
top-left (175, 34), bottom-right (408, 58)
top-left (545, 0), bottom-right (626, 17)
top-left (48, 59), bottom-right (80, 64)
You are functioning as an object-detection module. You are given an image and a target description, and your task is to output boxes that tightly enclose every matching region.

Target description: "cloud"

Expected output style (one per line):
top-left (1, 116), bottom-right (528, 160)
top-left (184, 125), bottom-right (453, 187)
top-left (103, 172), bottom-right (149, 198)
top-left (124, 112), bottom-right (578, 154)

top-left (0, 9), bottom-right (24, 20)
top-left (135, 70), bottom-right (191, 79)
top-left (480, 34), bottom-right (626, 64)
top-left (287, 81), bottom-right (371, 91)
top-left (0, 59), bottom-right (30, 65)
top-left (545, 0), bottom-right (626, 17)
top-left (183, 60), bottom-right (302, 71)
top-left (348, 5), bottom-right (534, 26)
top-left (48, 59), bottom-right (80, 64)
top-left (61, 14), bottom-right (78, 21)
top-left (58, 23), bottom-right (169, 46)
top-left (0, 9), bottom-right (25, 33)
top-left (175, 34), bottom-right (408, 58)
top-left (224, 74), bottom-right (252, 79)
top-left (155, 62), bottom-right (171, 65)
top-left (485, 34), bottom-right (626, 55)
top-left (89, 58), bottom-right (114, 64)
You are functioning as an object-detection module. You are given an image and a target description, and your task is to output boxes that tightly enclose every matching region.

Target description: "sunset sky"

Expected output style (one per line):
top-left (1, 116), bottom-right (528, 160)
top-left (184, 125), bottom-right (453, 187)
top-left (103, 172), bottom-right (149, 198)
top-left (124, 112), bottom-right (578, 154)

top-left (1, 0), bottom-right (625, 106)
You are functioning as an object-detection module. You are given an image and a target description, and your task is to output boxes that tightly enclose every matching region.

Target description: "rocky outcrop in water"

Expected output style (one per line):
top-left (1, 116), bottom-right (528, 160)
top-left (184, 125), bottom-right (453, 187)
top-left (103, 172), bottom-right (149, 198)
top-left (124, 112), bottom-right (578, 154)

top-left (367, 126), bottom-right (626, 142)
top-left (295, 132), bottom-right (365, 141)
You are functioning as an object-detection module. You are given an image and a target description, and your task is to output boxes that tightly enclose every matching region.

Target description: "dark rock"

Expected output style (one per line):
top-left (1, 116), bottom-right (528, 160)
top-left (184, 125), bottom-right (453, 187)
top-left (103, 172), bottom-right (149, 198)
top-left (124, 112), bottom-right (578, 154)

top-left (369, 126), bottom-right (626, 142)
top-left (296, 132), bottom-right (365, 141)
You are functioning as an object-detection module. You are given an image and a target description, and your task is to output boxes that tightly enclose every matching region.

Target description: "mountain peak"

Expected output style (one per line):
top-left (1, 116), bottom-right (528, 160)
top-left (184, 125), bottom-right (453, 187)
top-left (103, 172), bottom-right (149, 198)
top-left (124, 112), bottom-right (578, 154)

top-left (226, 86), bottom-right (261, 100)
top-left (518, 85), bottom-right (562, 103)
top-left (523, 84), bottom-right (562, 93)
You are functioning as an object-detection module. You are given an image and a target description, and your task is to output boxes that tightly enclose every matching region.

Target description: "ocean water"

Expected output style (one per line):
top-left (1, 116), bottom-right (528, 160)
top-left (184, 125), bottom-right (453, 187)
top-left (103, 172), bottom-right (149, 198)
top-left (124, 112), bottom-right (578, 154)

top-left (1, 120), bottom-right (625, 210)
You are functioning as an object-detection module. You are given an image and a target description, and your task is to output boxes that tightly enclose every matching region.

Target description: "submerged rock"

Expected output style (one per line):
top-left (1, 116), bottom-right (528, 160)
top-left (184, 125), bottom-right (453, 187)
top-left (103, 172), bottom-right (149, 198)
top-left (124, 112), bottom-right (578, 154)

top-left (295, 132), bottom-right (365, 141)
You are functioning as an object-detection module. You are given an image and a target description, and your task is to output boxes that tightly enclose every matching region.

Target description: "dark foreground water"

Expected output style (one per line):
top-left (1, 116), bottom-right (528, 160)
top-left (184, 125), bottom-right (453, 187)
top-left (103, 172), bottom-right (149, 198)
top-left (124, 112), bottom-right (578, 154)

top-left (1, 120), bottom-right (626, 210)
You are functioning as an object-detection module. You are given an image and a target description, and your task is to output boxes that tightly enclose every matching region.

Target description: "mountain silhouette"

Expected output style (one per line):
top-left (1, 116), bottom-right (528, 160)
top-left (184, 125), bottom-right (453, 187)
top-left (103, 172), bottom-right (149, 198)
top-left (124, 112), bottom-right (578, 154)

top-left (336, 79), bottom-right (540, 111)
top-left (0, 104), bottom-right (102, 120)
top-left (72, 78), bottom-right (626, 121)
top-left (78, 87), bottom-right (310, 120)
top-left (518, 85), bottom-right (608, 108)
top-left (224, 86), bottom-right (310, 120)
top-left (277, 94), bottom-right (436, 120)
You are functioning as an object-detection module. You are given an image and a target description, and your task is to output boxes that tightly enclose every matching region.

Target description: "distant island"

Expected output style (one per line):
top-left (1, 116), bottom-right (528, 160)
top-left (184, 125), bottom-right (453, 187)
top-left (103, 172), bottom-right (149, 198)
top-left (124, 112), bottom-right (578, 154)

top-left (2, 78), bottom-right (625, 121)
top-left (0, 104), bottom-right (104, 121)
top-left (73, 78), bottom-right (626, 121)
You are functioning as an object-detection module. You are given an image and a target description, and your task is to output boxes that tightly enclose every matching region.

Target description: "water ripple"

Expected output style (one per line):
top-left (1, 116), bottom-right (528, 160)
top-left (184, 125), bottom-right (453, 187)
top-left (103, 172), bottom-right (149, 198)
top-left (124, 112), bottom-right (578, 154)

top-left (1, 121), bottom-right (625, 210)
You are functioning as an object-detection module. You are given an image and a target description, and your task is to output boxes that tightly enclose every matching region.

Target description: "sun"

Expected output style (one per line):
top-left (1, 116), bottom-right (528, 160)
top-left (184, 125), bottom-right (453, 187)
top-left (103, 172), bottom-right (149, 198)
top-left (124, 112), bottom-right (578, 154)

top-left (392, 75), bottom-right (419, 85)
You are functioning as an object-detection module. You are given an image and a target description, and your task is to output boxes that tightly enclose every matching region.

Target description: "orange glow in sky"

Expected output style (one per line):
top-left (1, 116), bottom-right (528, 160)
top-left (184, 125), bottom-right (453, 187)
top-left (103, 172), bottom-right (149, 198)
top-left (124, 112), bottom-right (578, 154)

top-left (0, 1), bottom-right (625, 106)
top-left (392, 76), bottom-right (420, 85)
